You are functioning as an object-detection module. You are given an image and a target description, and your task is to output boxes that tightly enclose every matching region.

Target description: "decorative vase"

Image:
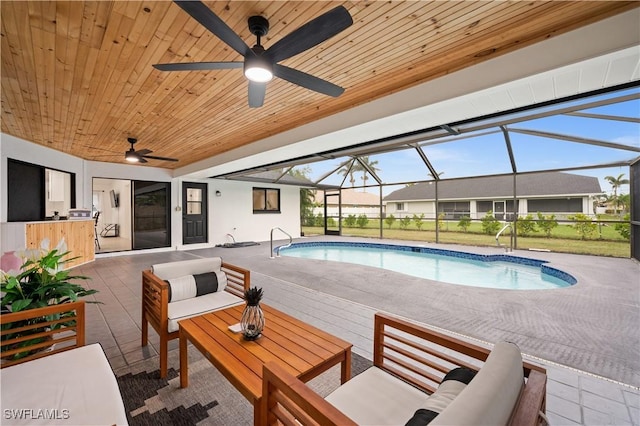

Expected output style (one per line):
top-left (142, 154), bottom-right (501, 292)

top-left (1, 251), bottom-right (22, 273)
top-left (241, 303), bottom-right (265, 340)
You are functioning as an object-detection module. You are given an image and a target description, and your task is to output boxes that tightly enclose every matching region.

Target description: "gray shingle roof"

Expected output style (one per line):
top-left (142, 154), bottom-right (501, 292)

top-left (383, 172), bottom-right (602, 202)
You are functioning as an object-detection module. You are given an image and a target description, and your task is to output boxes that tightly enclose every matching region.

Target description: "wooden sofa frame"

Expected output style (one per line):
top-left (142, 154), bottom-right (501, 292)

top-left (259, 312), bottom-right (547, 426)
top-left (1, 300), bottom-right (85, 368)
top-left (141, 261), bottom-right (251, 378)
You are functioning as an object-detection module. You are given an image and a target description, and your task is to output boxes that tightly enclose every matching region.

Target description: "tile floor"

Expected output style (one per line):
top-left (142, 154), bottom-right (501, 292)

top-left (78, 245), bottom-right (639, 426)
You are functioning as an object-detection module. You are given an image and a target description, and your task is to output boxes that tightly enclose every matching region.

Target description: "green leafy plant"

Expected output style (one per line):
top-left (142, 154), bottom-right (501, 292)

top-left (384, 214), bottom-right (396, 229)
top-left (413, 214), bottom-right (425, 231)
top-left (457, 216), bottom-right (471, 233)
top-left (536, 212), bottom-right (558, 238)
top-left (356, 214), bottom-right (369, 228)
top-left (399, 216), bottom-right (411, 230)
top-left (1, 247), bottom-right (98, 360)
top-left (516, 214), bottom-right (536, 237)
top-left (344, 214), bottom-right (357, 228)
top-left (437, 212), bottom-right (446, 231)
top-left (615, 213), bottom-right (631, 240)
top-left (568, 213), bottom-right (597, 240)
top-left (1, 249), bottom-right (96, 313)
top-left (244, 287), bottom-right (264, 306)
top-left (481, 211), bottom-right (501, 235)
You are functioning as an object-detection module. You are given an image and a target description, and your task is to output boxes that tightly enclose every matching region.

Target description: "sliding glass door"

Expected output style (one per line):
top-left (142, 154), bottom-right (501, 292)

top-left (132, 181), bottom-right (171, 250)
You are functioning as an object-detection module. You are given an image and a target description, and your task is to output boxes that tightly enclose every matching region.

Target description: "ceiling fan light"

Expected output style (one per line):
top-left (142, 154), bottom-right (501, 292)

top-left (244, 56), bottom-right (273, 83)
top-left (125, 151), bottom-right (139, 162)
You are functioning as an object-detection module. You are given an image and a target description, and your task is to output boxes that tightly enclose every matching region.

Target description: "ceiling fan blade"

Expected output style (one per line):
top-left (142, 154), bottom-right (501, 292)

top-left (153, 62), bottom-right (243, 72)
top-left (264, 6), bottom-right (352, 64)
top-left (138, 157), bottom-right (148, 164)
top-left (174, 0), bottom-right (251, 57)
top-left (141, 154), bottom-right (179, 162)
top-left (248, 81), bottom-right (266, 108)
top-left (136, 149), bottom-right (152, 156)
top-left (274, 64), bottom-right (344, 97)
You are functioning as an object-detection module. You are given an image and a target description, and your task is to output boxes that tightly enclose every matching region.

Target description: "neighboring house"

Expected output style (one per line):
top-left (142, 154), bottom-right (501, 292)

top-left (383, 172), bottom-right (602, 220)
top-left (313, 189), bottom-right (381, 219)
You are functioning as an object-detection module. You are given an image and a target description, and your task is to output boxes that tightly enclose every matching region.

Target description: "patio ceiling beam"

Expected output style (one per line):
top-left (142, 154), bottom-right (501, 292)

top-left (509, 127), bottom-right (640, 153)
top-left (563, 111), bottom-right (640, 123)
top-left (414, 145), bottom-right (441, 181)
top-left (500, 126), bottom-right (517, 173)
top-left (417, 129), bottom-right (503, 148)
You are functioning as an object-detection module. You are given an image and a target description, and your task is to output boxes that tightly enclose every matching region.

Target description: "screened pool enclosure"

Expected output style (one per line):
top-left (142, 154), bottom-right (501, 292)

top-left (218, 84), bottom-right (639, 260)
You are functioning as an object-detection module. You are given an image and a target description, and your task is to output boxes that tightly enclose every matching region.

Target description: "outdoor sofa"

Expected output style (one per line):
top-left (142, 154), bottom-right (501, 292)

top-left (0, 301), bottom-right (128, 425)
top-left (141, 256), bottom-right (250, 377)
top-left (259, 312), bottom-right (547, 426)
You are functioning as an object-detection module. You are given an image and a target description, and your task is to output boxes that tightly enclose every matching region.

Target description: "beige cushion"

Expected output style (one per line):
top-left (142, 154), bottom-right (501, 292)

top-left (0, 343), bottom-right (127, 425)
top-left (325, 366), bottom-right (428, 425)
top-left (151, 257), bottom-right (222, 280)
top-left (431, 341), bottom-right (524, 426)
top-left (168, 291), bottom-right (243, 332)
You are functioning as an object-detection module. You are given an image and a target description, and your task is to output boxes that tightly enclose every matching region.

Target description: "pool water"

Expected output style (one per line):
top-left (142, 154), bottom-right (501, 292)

top-left (277, 242), bottom-right (575, 290)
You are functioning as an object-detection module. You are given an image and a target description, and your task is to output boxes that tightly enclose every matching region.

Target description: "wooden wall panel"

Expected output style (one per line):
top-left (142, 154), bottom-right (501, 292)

top-left (25, 220), bottom-right (95, 269)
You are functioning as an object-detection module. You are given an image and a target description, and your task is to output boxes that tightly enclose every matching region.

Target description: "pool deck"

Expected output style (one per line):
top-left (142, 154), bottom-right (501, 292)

top-left (84, 235), bottom-right (639, 425)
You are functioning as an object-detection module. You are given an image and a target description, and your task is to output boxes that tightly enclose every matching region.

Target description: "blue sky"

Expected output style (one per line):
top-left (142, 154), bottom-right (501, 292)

top-left (298, 89), bottom-right (639, 196)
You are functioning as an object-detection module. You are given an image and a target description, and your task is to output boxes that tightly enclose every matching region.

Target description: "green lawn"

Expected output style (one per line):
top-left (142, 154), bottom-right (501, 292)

top-left (302, 218), bottom-right (631, 258)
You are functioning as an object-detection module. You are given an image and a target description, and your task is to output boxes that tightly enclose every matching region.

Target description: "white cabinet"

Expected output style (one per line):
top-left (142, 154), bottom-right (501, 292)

top-left (47, 170), bottom-right (66, 201)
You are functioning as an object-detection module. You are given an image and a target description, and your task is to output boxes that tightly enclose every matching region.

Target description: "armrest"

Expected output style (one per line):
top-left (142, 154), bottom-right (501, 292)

top-left (0, 300), bottom-right (85, 368)
top-left (221, 261), bottom-right (251, 298)
top-left (142, 269), bottom-right (169, 326)
top-left (258, 361), bottom-right (357, 426)
top-left (373, 312), bottom-right (490, 394)
top-left (510, 369), bottom-right (547, 426)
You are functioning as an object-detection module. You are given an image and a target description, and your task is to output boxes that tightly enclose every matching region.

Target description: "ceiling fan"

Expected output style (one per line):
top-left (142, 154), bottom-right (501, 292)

top-left (125, 138), bottom-right (178, 163)
top-left (152, 1), bottom-right (353, 107)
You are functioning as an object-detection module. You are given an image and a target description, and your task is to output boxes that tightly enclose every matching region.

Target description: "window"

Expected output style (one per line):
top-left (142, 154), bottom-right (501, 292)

top-left (528, 198), bottom-right (582, 213)
top-left (253, 187), bottom-right (280, 213)
top-left (396, 202), bottom-right (405, 211)
top-left (7, 159), bottom-right (76, 222)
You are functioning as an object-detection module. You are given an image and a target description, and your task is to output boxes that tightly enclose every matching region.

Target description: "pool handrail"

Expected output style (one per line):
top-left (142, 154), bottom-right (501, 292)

top-left (496, 222), bottom-right (513, 252)
top-left (270, 227), bottom-right (292, 259)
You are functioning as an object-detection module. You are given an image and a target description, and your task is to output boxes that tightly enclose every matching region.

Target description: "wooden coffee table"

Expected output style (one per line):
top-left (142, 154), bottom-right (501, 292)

top-left (178, 303), bottom-right (352, 422)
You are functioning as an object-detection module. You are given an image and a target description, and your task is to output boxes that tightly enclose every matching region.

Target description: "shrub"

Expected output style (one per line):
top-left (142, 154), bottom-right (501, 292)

top-left (516, 214), bottom-right (536, 237)
top-left (356, 214), bottom-right (369, 228)
top-left (615, 213), bottom-right (631, 240)
top-left (481, 211), bottom-right (501, 235)
top-left (457, 216), bottom-right (471, 233)
top-left (384, 214), bottom-right (396, 229)
top-left (536, 212), bottom-right (558, 238)
top-left (314, 213), bottom-right (324, 227)
top-left (344, 214), bottom-right (356, 228)
top-left (437, 212), bottom-right (446, 231)
top-left (399, 216), bottom-right (411, 230)
top-left (568, 213), bottom-right (597, 240)
top-left (413, 213), bottom-right (425, 231)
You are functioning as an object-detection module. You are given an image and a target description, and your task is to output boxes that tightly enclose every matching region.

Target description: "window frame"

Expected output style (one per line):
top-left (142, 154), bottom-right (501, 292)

top-left (253, 187), bottom-right (281, 214)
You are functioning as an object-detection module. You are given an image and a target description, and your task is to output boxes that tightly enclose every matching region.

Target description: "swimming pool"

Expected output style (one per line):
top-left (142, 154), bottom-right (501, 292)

top-left (276, 242), bottom-right (576, 290)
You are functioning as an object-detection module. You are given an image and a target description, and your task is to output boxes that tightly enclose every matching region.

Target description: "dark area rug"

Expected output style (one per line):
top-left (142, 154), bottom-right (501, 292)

top-left (115, 346), bottom-right (372, 425)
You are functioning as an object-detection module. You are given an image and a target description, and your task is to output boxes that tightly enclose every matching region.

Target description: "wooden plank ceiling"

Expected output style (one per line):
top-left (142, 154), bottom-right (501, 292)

top-left (1, 1), bottom-right (637, 169)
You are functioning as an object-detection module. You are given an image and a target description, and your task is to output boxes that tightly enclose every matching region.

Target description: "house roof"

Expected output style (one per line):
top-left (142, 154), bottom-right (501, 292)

top-left (383, 172), bottom-right (603, 202)
top-left (314, 189), bottom-right (379, 206)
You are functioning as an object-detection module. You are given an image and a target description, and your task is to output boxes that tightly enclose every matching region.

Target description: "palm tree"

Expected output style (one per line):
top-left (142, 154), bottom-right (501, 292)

top-left (605, 173), bottom-right (629, 215)
top-left (357, 156), bottom-right (380, 190)
top-left (337, 159), bottom-right (358, 187)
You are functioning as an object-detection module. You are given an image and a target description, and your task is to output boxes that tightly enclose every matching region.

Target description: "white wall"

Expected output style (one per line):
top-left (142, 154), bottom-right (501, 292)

top-left (1, 134), bottom-right (302, 254)
top-left (207, 179), bottom-right (301, 245)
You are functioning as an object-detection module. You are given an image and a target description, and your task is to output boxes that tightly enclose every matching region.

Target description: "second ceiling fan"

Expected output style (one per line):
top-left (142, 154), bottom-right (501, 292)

top-left (153, 1), bottom-right (353, 107)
